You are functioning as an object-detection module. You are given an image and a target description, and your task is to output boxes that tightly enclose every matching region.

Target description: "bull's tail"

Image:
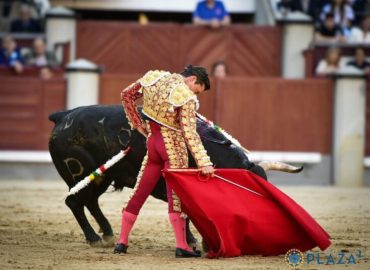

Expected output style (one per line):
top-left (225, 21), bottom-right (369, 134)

top-left (258, 161), bottom-right (303, 173)
top-left (49, 110), bottom-right (72, 124)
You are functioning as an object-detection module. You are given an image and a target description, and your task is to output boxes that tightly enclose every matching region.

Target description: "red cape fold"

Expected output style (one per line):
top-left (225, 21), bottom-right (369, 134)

top-left (163, 169), bottom-right (331, 258)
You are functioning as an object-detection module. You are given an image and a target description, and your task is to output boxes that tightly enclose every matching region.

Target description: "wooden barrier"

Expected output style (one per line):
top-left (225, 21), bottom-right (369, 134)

top-left (77, 22), bottom-right (281, 77)
top-left (0, 71), bottom-right (366, 155)
top-left (214, 77), bottom-right (334, 153)
top-left (0, 76), bottom-right (66, 150)
top-left (99, 74), bottom-right (141, 105)
top-left (0, 66), bottom-right (65, 77)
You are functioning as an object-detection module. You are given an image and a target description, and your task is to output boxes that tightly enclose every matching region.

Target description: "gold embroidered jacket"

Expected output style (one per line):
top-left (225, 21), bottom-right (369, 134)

top-left (121, 70), bottom-right (212, 167)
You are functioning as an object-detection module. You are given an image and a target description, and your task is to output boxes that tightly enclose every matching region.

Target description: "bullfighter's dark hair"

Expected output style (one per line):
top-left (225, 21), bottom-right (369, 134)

top-left (180, 65), bottom-right (210, 91)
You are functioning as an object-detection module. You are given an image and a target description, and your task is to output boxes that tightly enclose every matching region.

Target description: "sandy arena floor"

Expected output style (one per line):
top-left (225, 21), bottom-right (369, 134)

top-left (0, 180), bottom-right (369, 270)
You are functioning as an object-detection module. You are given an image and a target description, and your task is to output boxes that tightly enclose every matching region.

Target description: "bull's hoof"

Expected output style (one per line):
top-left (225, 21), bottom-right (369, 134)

top-left (102, 235), bottom-right (116, 247)
top-left (201, 239), bottom-right (209, 252)
top-left (187, 237), bottom-right (200, 252)
top-left (89, 239), bottom-right (104, 248)
top-left (114, 243), bottom-right (128, 254)
top-left (186, 236), bottom-right (197, 246)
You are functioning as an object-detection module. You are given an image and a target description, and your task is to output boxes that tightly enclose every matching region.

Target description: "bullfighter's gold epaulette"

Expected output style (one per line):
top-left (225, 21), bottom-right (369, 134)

top-left (139, 70), bottom-right (170, 87)
top-left (168, 78), bottom-right (198, 107)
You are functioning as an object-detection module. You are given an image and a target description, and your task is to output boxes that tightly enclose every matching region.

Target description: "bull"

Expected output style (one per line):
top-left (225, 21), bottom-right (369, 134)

top-left (48, 105), bottom-right (302, 247)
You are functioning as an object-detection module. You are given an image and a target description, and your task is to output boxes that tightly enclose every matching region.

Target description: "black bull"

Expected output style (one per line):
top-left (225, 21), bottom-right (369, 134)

top-left (48, 105), bottom-right (270, 247)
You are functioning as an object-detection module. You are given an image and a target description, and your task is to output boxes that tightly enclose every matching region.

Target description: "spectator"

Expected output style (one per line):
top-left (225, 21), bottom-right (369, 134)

top-left (1, 0), bottom-right (12, 18)
top-left (316, 47), bottom-right (345, 74)
top-left (277, 0), bottom-right (302, 12)
top-left (348, 15), bottom-right (370, 43)
top-left (193, 0), bottom-right (230, 29)
top-left (320, 0), bottom-right (354, 30)
top-left (0, 36), bottom-right (24, 74)
top-left (24, 38), bottom-right (58, 67)
top-left (346, 48), bottom-right (370, 73)
top-left (24, 38), bottom-right (59, 79)
top-left (211, 60), bottom-right (228, 78)
top-left (315, 12), bottom-right (345, 42)
top-left (277, 0), bottom-right (328, 21)
top-left (353, 0), bottom-right (370, 25)
top-left (10, 4), bottom-right (42, 33)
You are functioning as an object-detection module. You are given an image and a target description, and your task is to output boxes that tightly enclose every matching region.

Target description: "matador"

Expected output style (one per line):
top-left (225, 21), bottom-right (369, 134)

top-left (114, 65), bottom-right (215, 258)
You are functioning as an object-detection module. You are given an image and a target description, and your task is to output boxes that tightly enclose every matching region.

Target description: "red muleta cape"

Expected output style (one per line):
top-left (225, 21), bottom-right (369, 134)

top-left (163, 169), bottom-right (331, 258)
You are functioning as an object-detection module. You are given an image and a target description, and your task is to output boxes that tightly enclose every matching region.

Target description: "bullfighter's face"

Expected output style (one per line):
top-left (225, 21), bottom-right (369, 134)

top-left (183, 75), bottom-right (206, 95)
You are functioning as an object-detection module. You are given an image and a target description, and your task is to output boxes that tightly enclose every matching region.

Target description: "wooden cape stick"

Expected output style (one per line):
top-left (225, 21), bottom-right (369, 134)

top-left (165, 169), bottom-right (264, 197)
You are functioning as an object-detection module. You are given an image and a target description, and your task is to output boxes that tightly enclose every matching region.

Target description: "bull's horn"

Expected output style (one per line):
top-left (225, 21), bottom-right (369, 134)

top-left (258, 161), bottom-right (303, 173)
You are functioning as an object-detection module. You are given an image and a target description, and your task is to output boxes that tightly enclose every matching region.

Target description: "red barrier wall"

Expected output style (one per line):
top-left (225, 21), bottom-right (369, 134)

top-left (214, 78), bottom-right (334, 153)
top-left (0, 76), bottom-right (66, 150)
top-left (77, 22), bottom-right (282, 77)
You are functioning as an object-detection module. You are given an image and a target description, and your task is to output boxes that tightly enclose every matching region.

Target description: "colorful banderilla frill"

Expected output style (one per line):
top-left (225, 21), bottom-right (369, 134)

top-left (196, 113), bottom-right (250, 154)
top-left (67, 147), bottom-right (131, 196)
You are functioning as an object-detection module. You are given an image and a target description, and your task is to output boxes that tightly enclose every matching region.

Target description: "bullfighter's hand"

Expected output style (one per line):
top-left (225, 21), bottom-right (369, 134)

top-left (137, 124), bottom-right (148, 138)
top-left (200, 165), bottom-right (215, 177)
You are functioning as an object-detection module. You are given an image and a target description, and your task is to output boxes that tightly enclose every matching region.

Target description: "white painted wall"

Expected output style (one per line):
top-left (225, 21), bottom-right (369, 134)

top-left (66, 59), bottom-right (100, 110)
top-left (282, 23), bottom-right (313, 78)
top-left (333, 76), bottom-right (366, 186)
top-left (67, 72), bottom-right (99, 109)
top-left (46, 7), bottom-right (76, 61)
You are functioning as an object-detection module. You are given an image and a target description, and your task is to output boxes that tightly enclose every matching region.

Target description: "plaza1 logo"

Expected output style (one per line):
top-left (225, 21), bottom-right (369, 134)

top-left (306, 249), bottom-right (365, 266)
top-left (284, 249), bottom-right (365, 269)
top-left (285, 249), bottom-right (304, 269)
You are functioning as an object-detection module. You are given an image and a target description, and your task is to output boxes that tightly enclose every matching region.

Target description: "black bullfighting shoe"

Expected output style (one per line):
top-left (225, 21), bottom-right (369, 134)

top-left (114, 243), bottom-right (128, 254)
top-left (175, 248), bottom-right (202, 258)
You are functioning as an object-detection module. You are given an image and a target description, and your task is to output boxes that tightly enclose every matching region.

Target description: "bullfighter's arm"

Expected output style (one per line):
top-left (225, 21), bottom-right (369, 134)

top-left (180, 100), bottom-right (213, 168)
top-left (120, 82), bottom-right (143, 129)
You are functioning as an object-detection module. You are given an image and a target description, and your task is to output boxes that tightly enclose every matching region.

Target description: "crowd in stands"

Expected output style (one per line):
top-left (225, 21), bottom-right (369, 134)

top-left (2, 0), bottom-right (368, 78)
top-left (1, 0), bottom-right (231, 79)
top-left (277, 0), bottom-right (370, 75)
top-left (1, 0), bottom-right (232, 78)
top-left (277, 0), bottom-right (370, 42)
top-left (0, 1), bottom-right (59, 78)
top-left (316, 47), bottom-right (370, 74)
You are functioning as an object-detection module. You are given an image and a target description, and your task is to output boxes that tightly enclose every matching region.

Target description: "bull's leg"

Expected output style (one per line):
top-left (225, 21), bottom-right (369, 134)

top-left (185, 218), bottom-right (198, 247)
top-left (65, 195), bottom-right (102, 246)
top-left (85, 199), bottom-right (115, 246)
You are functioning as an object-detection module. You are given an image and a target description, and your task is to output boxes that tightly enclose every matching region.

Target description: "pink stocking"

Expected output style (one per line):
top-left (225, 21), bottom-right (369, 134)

top-left (117, 211), bottom-right (137, 245)
top-left (169, 212), bottom-right (192, 251)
